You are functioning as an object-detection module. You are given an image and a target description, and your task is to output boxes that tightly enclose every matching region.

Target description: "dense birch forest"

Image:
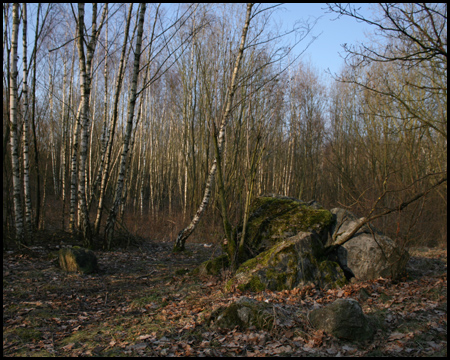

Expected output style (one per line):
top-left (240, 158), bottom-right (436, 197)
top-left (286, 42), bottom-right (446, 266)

top-left (3, 3), bottom-right (447, 252)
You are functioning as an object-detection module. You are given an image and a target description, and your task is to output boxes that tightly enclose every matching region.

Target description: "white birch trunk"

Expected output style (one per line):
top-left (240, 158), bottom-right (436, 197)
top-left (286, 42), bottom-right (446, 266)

top-left (49, 68), bottom-right (59, 197)
top-left (60, 54), bottom-right (68, 229)
top-left (140, 138), bottom-right (146, 217)
top-left (75, 3), bottom-right (92, 243)
top-left (10, 3), bottom-right (24, 243)
top-left (66, 48), bottom-right (76, 230)
top-left (94, 4), bottom-right (133, 236)
top-left (104, 3), bottom-right (147, 249)
top-left (22, 3), bottom-right (33, 236)
top-left (41, 161), bottom-right (48, 229)
top-left (174, 3), bottom-right (253, 251)
top-left (75, 3), bottom-right (107, 245)
top-left (69, 101), bottom-right (82, 232)
top-left (88, 7), bottom-right (109, 211)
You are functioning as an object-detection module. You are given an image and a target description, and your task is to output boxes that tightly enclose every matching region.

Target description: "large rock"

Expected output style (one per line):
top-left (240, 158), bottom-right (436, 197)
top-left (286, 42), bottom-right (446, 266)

top-left (59, 247), bottom-right (98, 274)
top-left (227, 232), bottom-right (347, 292)
top-left (224, 196), bottom-right (409, 293)
top-left (192, 254), bottom-right (229, 276)
top-left (244, 195), bottom-right (334, 259)
top-left (308, 298), bottom-right (376, 341)
top-left (330, 208), bottom-right (409, 280)
top-left (329, 208), bottom-right (379, 244)
top-left (209, 296), bottom-right (291, 330)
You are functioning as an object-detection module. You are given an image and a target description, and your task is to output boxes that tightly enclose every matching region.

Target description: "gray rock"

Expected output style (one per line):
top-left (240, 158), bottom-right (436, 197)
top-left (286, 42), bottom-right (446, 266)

top-left (209, 296), bottom-right (290, 330)
top-left (227, 197), bottom-right (409, 293)
top-left (193, 254), bottom-right (229, 276)
top-left (340, 232), bottom-right (409, 280)
top-left (329, 208), bottom-right (377, 244)
top-left (59, 247), bottom-right (98, 274)
top-left (228, 232), bottom-right (347, 292)
top-left (245, 196), bottom-right (334, 257)
top-left (330, 208), bottom-right (409, 280)
top-left (308, 298), bottom-right (375, 341)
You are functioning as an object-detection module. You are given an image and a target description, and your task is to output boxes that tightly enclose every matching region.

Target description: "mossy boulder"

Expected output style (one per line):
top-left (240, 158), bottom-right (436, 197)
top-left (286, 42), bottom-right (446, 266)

top-left (192, 254), bottom-right (230, 276)
top-left (228, 232), bottom-right (347, 292)
top-left (308, 298), bottom-right (377, 341)
top-left (224, 196), bottom-right (346, 292)
top-left (243, 195), bottom-right (333, 260)
top-left (58, 247), bottom-right (98, 274)
top-left (226, 195), bottom-right (408, 292)
top-left (209, 296), bottom-right (290, 330)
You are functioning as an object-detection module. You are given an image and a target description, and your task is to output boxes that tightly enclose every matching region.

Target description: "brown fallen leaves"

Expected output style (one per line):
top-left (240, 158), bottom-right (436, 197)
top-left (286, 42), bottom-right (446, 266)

top-left (3, 243), bottom-right (447, 357)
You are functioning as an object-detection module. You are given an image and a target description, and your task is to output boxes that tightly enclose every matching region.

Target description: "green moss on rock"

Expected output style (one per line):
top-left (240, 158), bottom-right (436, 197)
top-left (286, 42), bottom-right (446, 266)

top-left (317, 260), bottom-right (348, 288)
top-left (226, 196), bottom-right (348, 293)
top-left (228, 232), bottom-right (347, 292)
top-left (237, 275), bottom-right (266, 292)
top-left (238, 245), bottom-right (278, 273)
top-left (244, 196), bottom-right (333, 259)
top-left (58, 247), bottom-right (98, 274)
top-left (210, 297), bottom-right (277, 330)
top-left (308, 298), bottom-right (376, 341)
top-left (225, 278), bottom-right (234, 292)
top-left (193, 254), bottom-right (230, 276)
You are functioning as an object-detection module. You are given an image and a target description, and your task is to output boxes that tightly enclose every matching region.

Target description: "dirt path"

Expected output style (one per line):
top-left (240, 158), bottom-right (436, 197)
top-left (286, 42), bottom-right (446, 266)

top-left (3, 236), bottom-right (447, 357)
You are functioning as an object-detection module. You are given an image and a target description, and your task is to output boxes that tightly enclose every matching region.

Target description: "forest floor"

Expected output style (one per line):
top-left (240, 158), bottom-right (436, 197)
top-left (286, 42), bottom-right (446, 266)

top-left (3, 230), bottom-right (447, 357)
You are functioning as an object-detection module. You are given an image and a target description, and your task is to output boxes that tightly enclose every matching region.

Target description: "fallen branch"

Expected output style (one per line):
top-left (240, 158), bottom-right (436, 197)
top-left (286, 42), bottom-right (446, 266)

top-left (326, 175), bottom-right (447, 254)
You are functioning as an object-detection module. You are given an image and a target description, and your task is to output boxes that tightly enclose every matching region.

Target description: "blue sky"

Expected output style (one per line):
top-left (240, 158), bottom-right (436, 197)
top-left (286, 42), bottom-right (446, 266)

top-left (13, 3), bottom-right (373, 81)
top-left (273, 3), bottom-right (373, 77)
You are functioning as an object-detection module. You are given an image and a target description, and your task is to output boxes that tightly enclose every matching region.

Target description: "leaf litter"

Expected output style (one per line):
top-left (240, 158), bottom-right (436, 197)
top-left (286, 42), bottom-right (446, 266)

top-left (3, 237), bottom-right (447, 357)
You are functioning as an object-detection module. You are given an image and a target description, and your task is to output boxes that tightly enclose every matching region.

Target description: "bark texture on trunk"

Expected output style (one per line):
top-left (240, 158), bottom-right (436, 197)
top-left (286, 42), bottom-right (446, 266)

top-left (174, 3), bottom-right (253, 252)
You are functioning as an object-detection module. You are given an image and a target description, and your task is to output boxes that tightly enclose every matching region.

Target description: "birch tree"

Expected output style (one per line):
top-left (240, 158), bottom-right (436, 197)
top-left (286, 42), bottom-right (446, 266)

top-left (87, 3), bottom-right (108, 213)
top-left (30, 4), bottom-right (44, 229)
top-left (104, 3), bottom-right (147, 249)
top-left (174, 3), bottom-right (253, 253)
top-left (325, 3), bottom-right (447, 245)
top-left (9, 3), bottom-right (24, 244)
top-left (94, 3), bottom-right (133, 236)
top-left (73, 3), bottom-right (107, 246)
top-left (22, 3), bottom-right (33, 236)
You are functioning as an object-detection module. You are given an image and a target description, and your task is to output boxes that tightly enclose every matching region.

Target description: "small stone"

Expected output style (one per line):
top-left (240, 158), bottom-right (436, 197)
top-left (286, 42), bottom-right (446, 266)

top-left (308, 298), bottom-right (376, 341)
top-left (210, 296), bottom-right (288, 330)
top-left (58, 247), bottom-right (98, 274)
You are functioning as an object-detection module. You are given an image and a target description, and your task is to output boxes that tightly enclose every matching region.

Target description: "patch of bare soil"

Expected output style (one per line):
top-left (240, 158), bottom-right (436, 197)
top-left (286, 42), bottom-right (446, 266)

top-left (3, 232), bottom-right (447, 357)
